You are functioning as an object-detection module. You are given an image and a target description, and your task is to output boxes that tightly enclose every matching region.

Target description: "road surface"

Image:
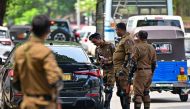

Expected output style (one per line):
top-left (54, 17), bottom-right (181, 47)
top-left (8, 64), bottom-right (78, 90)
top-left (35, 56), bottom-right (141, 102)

top-left (110, 87), bottom-right (190, 109)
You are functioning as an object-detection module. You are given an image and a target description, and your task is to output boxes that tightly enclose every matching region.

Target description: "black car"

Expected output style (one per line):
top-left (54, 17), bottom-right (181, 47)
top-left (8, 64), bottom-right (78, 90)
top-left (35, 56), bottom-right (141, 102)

top-left (0, 47), bottom-right (21, 109)
top-left (0, 42), bottom-right (104, 109)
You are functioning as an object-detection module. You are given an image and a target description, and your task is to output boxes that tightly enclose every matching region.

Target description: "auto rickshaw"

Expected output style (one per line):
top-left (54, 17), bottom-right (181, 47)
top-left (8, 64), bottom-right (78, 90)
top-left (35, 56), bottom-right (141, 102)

top-left (132, 26), bottom-right (190, 102)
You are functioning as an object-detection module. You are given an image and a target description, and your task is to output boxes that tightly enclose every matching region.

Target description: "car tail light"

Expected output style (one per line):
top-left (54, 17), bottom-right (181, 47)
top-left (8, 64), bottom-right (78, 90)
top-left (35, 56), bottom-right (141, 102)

top-left (86, 93), bottom-right (99, 97)
top-left (14, 93), bottom-right (23, 97)
top-left (0, 41), bottom-right (12, 45)
top-left (74, 69), bottom-right (101, 77)
top-left (180, 67), bottom-right (185, 75)
top-left (8, 69), bottom-right (14, 77)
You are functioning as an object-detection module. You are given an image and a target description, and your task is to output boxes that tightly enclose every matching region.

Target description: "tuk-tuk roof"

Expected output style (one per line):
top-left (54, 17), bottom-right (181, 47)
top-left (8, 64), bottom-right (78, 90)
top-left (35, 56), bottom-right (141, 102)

top-left (131, 26), bottom-right (184, 39)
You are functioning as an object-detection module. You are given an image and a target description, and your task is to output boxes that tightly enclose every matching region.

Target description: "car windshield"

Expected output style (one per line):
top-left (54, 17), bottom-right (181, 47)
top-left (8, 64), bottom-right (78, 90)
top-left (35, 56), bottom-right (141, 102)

top-left (48, 46), bottom-right (90, 63)
top-left (0, 30), bottom-right (7, 38)
top-left (137, 20), bottom-right (181, 28)
top-left (50, 21), bottom-right (69, 33)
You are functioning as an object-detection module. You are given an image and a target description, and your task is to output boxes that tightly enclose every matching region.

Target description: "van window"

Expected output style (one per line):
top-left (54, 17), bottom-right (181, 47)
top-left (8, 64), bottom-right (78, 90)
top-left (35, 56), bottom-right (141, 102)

top-left (137, 20), bottom-right (181, 28)
top-left (0, 30), bottom-right (8, 38)
top-left (127, 20), bottom-right (133, 28)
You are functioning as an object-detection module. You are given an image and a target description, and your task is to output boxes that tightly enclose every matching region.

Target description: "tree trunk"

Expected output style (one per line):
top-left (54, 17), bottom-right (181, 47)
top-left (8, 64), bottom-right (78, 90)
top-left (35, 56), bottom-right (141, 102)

top-left (96, 0), bottom-right (105, 38)
top-left (0, 0), bottom-right (7, 26)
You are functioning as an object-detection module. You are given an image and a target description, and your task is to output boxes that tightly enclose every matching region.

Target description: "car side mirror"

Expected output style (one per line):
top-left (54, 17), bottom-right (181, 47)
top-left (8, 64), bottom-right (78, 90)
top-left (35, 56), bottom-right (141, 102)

top-left (89, 56), bottom-right (98, 65)
top-left (0, 57), bottom-right (3, 65)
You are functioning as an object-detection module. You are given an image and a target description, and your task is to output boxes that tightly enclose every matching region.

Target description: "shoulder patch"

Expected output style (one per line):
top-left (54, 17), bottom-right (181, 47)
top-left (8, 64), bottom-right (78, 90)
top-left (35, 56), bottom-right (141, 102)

top-left (125, 39), bottom-right (134, 45)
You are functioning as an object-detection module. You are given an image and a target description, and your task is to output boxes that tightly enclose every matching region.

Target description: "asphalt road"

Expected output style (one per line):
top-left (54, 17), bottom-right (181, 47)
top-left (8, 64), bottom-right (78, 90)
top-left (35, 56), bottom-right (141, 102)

top-left (110, 87), bottom-right (190, 109)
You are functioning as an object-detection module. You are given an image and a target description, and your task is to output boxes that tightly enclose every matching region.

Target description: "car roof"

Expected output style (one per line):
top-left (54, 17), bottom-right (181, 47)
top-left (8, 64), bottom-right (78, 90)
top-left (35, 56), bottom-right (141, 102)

top-left (45, 41), bottom-right (81, 46)
top-left (10, 25), bottom-right (31, 31)
top-left (128, 15), bottom-right (182, 20)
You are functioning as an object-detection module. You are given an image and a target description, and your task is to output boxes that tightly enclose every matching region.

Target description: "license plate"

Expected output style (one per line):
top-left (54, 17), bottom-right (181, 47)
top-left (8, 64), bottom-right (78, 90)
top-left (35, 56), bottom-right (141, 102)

top-left (63, 73), bottom-right (72, 80)
top-left (188, 68), bottom-right (190, 75)
top-left (178, 75), bottom-right (188, 82)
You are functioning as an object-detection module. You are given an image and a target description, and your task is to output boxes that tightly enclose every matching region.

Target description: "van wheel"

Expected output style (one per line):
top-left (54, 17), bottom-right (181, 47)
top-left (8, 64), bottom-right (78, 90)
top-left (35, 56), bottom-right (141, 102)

top-left (179, 94), bottom-right (188, 102)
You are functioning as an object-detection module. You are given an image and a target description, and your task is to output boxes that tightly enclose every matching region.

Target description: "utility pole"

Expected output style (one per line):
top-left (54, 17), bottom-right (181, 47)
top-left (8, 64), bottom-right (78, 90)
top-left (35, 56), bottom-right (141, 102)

top-left (167, 0), bottom-right (173, 15)
top-left (77, 0), bottom-right (80, 29)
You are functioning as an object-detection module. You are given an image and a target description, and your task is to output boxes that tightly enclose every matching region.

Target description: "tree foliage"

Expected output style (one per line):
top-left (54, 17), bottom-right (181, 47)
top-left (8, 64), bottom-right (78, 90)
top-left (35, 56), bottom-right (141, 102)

top-left (75, 0), bottom-right (97, 16)
top-left (173, 0), bottom-right (190, 16)
top-left (5, 0), bottom-right (76, 25)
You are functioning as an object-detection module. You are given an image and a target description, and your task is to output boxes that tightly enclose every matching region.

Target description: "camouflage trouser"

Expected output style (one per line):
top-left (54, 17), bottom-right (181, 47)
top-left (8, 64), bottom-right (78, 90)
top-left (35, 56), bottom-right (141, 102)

top-left (133, 69), bottom-right (152, 104)
top-left (114, 68), bottom-right (129, 92)
top-left (103, 67), bottom-right (115, 87)
top-left (20, 95), bottom-right (57, 109)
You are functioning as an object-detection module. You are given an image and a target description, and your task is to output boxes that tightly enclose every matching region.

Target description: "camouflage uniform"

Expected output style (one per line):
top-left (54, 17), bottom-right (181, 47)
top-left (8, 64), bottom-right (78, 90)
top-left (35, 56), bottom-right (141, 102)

top-left (96, 41), bottom-right (115, 87)
top-left (96, 41), bottom-right (115, 109)
top-left (113, 33), bottom-right (134, 109)
top-left (132, 40), bottom-right (157, 109)
top-left (13, 34), bottom-right (63, 109)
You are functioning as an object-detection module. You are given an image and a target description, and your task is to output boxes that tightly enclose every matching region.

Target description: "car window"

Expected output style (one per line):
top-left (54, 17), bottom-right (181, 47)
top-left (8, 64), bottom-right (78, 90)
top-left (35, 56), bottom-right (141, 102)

top-left (0, 30), bottom-right (8, 38)
top-left (48, 46), bottom-right (90, 63)
top-left (137, 20), bottom-right (181, 28)
top-left (50, 21), bottom-right (69, 33)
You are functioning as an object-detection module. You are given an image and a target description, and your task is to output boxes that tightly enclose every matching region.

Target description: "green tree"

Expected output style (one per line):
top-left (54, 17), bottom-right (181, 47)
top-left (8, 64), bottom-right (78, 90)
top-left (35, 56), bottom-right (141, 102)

top-left (75, 0), bottom-right (97, 25)
top-left (173, 0), bottom-right (190, 16)
top-left (6, 0), bottom-right (76, 25)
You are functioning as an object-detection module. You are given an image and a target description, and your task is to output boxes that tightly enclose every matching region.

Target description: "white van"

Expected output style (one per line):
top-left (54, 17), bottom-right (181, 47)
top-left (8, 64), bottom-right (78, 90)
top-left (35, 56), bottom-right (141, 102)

top-left (126, 15), bottom-right (185, 33)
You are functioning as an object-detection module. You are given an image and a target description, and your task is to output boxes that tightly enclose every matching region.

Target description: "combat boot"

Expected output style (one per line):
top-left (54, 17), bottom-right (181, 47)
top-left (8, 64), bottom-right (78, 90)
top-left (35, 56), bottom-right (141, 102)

top-left (144, 102), bottom-right (150, 109)
top-left (134, 102), bottom-right (141, 109)
top-left (120, 95), bottom-right (130, 109)
top-left (104, 87), bottom-right (113, 109)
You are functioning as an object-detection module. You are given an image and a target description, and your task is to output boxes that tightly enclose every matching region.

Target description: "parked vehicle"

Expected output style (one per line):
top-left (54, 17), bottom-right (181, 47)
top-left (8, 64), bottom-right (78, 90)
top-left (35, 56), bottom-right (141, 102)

top-left (0, 41), bottom-right (104, 109)
top-left (48, 43), bottom-right (104, 109)
top-left (49, 19), bottom-right (74, 41)
top-left (127, 15), bottom-right (185, 33)
top-left (0, 47), bottom-right (20, 109)
top-left (79, 26), bottom-right (97, 56)
top-left (9, 25), bottom-right (31, 44)
top-left (0, 26), bottom-right (14, 63)
top-left (132, 26), bottom-right (190, 102)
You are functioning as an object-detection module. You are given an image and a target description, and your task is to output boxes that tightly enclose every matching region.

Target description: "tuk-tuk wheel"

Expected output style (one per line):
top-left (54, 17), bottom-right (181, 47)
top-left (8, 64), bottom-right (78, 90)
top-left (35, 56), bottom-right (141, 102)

top-left (179, 94), bottom-right (188, 102)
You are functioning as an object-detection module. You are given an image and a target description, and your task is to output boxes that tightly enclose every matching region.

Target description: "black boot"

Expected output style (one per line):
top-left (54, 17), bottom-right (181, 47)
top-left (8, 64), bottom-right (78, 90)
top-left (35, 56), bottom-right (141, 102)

top-left (104, 92), bottom-right (112, 109)
top-left (144, 102), bottom-right (150, 109)
top-left (134, 102), bottom-right (141, 109)
top-left (120, 95), bottom-right (130, 109)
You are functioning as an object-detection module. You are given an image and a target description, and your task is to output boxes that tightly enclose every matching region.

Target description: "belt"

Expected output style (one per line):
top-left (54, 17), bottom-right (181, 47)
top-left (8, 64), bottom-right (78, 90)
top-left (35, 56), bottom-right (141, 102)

top-left (137, 68), bottom-right (151, 70)
top-left (26, 94), bottom-right (53, 101)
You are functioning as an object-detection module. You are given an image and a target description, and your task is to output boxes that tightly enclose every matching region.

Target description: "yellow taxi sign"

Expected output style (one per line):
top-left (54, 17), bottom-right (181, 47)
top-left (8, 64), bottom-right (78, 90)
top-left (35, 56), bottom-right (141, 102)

top-left (178, 75), bottom-right (188, 82)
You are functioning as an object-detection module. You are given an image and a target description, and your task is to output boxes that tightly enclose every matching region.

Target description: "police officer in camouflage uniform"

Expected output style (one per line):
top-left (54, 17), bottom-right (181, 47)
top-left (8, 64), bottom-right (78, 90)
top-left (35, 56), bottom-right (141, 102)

top-left (13, 15), bottom-right (63, 109)
top-left (89, 33), bottom-right (115, 109)
top-left (132, 31), bottom-right (157, 109)
top-left (113, 23), bottom-right (135, 109)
